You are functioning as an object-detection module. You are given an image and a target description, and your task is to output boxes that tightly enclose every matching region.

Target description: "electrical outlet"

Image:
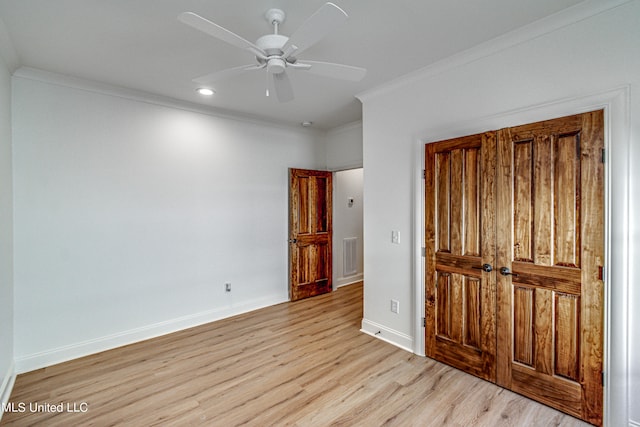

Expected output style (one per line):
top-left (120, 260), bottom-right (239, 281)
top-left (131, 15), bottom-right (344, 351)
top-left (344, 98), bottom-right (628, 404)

top-left (391, 299), bottom-right (399, 314)
top-left (391, 230), bottom-right (400, 244)
top-left (225, 282), bottom-right (231, 292)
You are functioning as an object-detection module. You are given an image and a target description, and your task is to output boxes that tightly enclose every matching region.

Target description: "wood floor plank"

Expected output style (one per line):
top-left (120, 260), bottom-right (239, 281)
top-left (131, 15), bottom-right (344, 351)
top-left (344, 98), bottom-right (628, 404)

top-left (1, 282), bottom-right (589, 426)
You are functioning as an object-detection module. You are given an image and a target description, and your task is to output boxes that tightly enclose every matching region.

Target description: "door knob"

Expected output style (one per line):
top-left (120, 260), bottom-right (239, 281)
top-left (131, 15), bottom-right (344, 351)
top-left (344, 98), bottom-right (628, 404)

top-left (288, 238), bottom-right (297, 243)
top-left (499, 267), bottom-right (519, 277)
top-left (472, 263), bottom-right (493, 272)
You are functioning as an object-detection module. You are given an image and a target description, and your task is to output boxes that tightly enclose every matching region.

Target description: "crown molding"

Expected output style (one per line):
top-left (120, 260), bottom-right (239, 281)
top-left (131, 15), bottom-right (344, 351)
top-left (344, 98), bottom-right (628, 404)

top-left (326, 120), bottom-right (362, 136)
top-left (12, 67), bottom-right (327, 135)
top-left (357, 0), bottom-right (632, 102)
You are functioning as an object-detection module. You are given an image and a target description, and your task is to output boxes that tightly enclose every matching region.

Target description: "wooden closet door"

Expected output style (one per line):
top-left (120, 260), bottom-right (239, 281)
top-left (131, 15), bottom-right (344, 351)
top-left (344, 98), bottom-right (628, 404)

top-left (495, 111), bottom-right (604, 425)
top-left (425, 132), bottom-right (497, 381)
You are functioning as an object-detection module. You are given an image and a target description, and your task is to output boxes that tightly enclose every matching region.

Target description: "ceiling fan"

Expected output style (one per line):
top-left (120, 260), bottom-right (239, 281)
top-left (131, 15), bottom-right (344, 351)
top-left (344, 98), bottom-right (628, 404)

top-left (178, 2), bottom-right (367, 102)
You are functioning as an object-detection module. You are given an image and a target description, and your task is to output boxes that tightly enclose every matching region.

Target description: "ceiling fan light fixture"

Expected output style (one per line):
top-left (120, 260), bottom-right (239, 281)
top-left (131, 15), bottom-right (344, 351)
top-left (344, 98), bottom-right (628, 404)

top-left (267, 58), bottom-right (286, 74)
top-left (196, 87), bottom-right (215, 96)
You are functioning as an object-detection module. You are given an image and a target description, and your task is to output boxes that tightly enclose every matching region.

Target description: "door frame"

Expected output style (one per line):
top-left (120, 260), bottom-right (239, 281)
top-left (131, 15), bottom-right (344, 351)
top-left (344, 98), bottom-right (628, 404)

top-left (288, 166), bottom-right (365, 298)
top-left (413, 87), bottom-right (630, 426)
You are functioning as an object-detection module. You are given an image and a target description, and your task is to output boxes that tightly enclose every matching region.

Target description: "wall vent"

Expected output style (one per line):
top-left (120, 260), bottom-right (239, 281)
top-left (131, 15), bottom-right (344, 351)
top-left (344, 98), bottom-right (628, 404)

top-left (343, 237), bottom-right (358, 277)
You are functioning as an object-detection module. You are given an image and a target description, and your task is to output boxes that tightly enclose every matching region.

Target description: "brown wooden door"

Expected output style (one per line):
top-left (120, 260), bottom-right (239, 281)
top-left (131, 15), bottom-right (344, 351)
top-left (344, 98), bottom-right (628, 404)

top-left (425, 132), bottom-right (498, 382)
top-left (424, 111), bottom-right (604, 425)
top-left (289, 168), bottom-right (333, 301)
top-left (495, 111), bottom-right (604, 425)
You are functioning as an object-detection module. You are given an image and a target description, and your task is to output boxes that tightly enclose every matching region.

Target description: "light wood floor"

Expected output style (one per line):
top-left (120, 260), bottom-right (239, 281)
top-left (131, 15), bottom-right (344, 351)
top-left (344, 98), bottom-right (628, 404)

top-left (2, 282), bottom-right (589, 426)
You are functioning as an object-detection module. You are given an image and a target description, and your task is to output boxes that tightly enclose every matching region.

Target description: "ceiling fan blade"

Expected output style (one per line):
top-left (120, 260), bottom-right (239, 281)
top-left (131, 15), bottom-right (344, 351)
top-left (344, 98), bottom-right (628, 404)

top-left (282, 2), bottom-right (348, 57)
top-left (193, 64), bottom-right (265, 85)
top-left (273, 73), bottom-right (294, 103)
top-left (297, 60), bottom-right (367, 82)
top-left (178, 12), bottom-right (266, 56)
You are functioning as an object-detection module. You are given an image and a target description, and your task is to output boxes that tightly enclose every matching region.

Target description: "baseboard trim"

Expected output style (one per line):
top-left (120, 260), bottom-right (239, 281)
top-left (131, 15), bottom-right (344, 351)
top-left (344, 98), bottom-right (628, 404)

top-left (335, 274), bottom-right (364, 289)
top-left (0, 361), bottom-right (16, 421)
top-left (15, 294), bottom-right (287, 374)
top-left (360, 319), bottom-right (413, 353)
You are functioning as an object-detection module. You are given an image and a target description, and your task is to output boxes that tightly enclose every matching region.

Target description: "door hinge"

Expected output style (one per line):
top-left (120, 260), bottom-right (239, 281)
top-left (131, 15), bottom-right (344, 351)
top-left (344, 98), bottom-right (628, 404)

top-left (422, 317), bottom-right (426, 327)
top-left (601, 148), bottom-right (606, 163)
top-left (421, 247), bottom-right (426, 257)
top-left (598, 265), bottom-right (605, 281)
top-left (422, 169), bottom-right (426, 179)
top-left (602, 371), bottom-right (605, 386)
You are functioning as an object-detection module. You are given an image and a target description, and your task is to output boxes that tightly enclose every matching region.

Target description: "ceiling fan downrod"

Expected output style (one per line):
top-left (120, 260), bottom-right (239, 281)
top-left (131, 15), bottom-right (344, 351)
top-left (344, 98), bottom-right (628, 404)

top-left (265, 8), bottom-right (285, 35)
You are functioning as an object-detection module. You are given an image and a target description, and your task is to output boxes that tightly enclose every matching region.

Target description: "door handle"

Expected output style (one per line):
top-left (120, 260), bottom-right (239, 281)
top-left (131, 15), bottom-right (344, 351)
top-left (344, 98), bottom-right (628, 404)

top-left (288, 238), bottom-right (297, 243)
top-left (499, 267), bottom-right (519, 277)
top-left (472, 263), bottom-right (493, 272)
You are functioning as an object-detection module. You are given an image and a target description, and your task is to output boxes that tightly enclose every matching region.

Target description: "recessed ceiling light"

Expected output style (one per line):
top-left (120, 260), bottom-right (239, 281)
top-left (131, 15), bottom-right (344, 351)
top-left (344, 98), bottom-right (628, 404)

top-left (196, 88), bottom-right (215, 96)
top-left (301, 121), bottom-right (313, 127)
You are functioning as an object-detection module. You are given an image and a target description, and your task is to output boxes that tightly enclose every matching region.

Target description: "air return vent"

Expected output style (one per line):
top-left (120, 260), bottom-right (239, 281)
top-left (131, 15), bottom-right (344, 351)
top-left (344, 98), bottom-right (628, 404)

top-left (343, 237), bottom-right (358, 276)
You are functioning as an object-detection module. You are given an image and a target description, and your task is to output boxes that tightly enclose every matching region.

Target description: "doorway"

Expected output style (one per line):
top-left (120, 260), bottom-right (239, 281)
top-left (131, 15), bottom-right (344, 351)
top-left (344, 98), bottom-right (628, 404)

top-left (333, 168), bottom-right (364, 289)
top-left (288, 167), bottom-right (364, 301)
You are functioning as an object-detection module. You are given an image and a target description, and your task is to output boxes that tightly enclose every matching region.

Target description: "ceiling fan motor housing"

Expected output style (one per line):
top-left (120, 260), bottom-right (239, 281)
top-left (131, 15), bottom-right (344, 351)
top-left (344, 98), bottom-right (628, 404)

top-left (256, 34), bottom-right (289, 74)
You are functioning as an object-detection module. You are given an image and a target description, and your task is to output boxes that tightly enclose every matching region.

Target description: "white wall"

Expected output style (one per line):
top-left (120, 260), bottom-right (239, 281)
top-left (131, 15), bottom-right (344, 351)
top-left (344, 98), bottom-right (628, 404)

top-left (325, 121), bottom-right (363, 170)
top-left (358, 1), bottom-right (639, 426)
top-left (11, 70), bottom-right (327, 372)
top-left (0, 40), bottom-right (15, 412)
top-left (333, 168), bottom-right (364, 288)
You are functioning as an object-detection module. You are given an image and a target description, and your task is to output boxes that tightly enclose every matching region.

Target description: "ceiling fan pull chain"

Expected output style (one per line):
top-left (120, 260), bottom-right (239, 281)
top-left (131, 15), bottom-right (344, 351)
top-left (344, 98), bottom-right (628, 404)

top-left (265, 69), bottom-right (270, 97)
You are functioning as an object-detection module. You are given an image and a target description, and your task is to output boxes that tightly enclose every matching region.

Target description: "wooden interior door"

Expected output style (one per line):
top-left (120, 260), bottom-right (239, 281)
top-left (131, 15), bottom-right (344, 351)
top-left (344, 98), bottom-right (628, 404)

top-left (425, 132), bottom-right (498, 381)
top-left (289, 168), bottom-right (333, 301)
top-left (424, 110), bottom-right (605, 425)
top-left (495, 111), bottom-right (604, 425)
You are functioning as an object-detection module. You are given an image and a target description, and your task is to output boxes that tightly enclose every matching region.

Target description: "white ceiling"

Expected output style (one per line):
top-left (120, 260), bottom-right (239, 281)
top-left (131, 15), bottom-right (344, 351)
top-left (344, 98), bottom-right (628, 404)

top-left (0, 0), bottom-right (586, 130)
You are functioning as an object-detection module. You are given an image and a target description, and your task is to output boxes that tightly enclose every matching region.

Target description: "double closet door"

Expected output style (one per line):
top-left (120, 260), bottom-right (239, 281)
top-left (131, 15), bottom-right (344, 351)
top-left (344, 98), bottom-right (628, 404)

top-left (424, 111), bottom-right (604, 426)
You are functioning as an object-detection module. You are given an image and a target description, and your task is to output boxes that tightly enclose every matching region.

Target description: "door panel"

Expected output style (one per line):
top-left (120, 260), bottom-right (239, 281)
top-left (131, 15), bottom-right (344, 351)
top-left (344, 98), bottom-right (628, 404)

top-left (425, 132), bottom-right (497, 382)
top-left (289, 169), bottom-right (333, 301)
top-left (496, 111), bottom-right (604, 425)
top-left (425, 110), bottom-right (604, 425)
